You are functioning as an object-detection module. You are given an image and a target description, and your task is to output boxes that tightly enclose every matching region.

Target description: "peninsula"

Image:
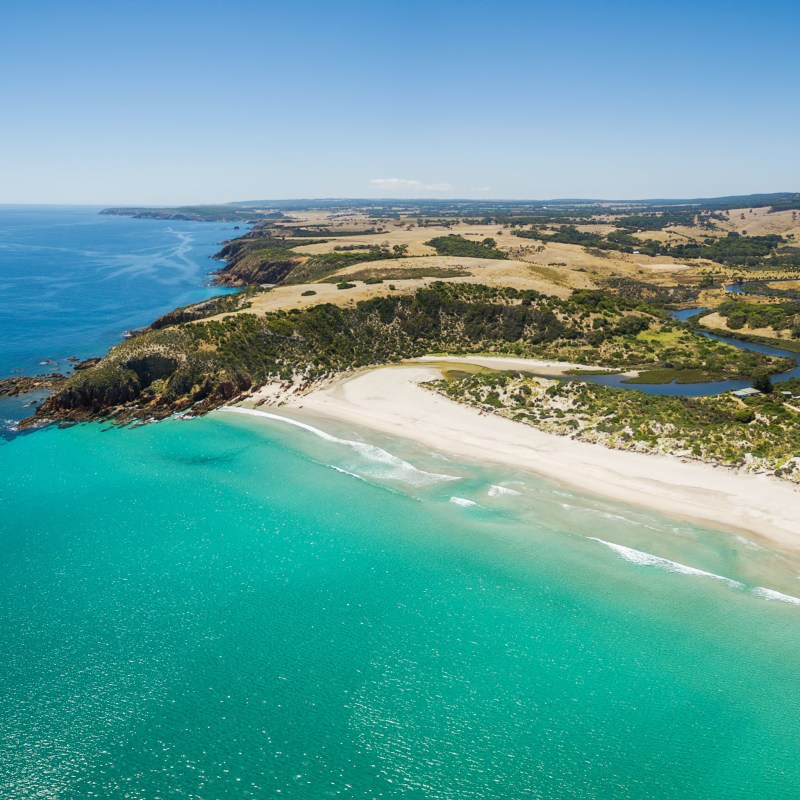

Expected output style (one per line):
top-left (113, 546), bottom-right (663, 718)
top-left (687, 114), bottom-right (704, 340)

top-left (26, 194), bottom-right (800, 499)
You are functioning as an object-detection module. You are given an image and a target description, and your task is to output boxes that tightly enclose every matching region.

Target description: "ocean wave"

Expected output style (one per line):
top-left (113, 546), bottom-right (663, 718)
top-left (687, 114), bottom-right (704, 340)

top-left (450, 496), bottom-right (477, 507)
top-left (222, 407), bottom-right (460, 487)
top-left (488, 484), bottom-right (522, 497)
top-left (590, 538), bottom-right (743, 588)
top-left (752, 587), bottom-right (800, 605)
top-left (1, 419), bottom-right (19, 437)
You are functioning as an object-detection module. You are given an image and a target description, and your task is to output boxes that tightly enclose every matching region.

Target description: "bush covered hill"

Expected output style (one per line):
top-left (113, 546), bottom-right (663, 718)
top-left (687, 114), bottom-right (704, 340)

top-left (717, 298), bottom-right (800, 337)
top-left (34, 283), bottom-right (786, 425)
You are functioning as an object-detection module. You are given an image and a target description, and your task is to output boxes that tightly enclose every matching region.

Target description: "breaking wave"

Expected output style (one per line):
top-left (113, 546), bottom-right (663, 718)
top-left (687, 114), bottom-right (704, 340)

top-left (222, 407), bottom-right (460, 487)
top-left (449, 496), bottom-right (477, 507)
top-left (752, 587), bottom-right (800, 605)
top-left (590, 538), bottom-right (743, 588)
top-left (488, 484), bottom-right (522, 497)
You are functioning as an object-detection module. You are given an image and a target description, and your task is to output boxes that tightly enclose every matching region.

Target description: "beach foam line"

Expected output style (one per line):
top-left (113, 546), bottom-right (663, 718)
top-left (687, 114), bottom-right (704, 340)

top-left (222, 406), bottom-right (460, 487)
top-left (590, 538), bottom-right (743, 588)
top-left (752, 587), bottom-right (800, 605)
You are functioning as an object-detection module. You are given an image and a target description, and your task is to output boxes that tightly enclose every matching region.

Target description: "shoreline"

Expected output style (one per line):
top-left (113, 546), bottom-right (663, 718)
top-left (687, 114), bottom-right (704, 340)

top-left (241, 362), bottom-right (800, 553)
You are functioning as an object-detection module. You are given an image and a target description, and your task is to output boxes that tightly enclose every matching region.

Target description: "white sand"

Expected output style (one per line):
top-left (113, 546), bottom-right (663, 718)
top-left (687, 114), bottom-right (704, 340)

top-left (245, 363), bottom-right (800, 551)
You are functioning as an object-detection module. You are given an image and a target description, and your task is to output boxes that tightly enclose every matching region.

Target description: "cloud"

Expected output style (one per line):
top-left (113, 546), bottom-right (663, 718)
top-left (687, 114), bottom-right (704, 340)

top-left (471, 186), bottom-right (491, 193)
top-left (369, 178), bottom-right (453, 193)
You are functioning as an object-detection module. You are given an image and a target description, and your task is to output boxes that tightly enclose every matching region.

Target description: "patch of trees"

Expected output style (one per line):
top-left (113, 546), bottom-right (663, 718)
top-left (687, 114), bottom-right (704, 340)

top-left (662, 233), bottom-right (785, 266)
top-left (605, 277), bottom-right (696, 307)
top-left (718, 299), bottom-right (800, 337)
top-left (513, 225), bottom-right (662, 255)
top-left (768, 194), bottom-right (800, 213)
top-left (611, 211), bottom-right (701, 231)
top-left (426, 234), bottom-right (508, 259)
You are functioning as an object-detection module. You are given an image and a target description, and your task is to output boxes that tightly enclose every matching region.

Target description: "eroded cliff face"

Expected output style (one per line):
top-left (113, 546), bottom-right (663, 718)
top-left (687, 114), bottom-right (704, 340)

top-left (35, 343), bottom-right (251, 422)
top-left (213, 237), bottom-right (303, 287)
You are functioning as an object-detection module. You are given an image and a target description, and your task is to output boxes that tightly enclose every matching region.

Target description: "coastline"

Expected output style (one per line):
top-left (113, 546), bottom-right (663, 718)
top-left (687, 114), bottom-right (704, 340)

top-left (241, 362), bottom-right (800, 553)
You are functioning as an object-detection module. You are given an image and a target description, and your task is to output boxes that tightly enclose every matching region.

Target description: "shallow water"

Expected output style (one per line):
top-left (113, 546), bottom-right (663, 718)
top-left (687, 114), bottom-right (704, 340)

top-left (1, 412), bottom-right (799, 799)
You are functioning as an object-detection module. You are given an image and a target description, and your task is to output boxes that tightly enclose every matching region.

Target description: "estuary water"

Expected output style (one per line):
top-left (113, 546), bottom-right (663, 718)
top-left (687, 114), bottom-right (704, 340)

top-left (1, 411), bottom-right (799, 799)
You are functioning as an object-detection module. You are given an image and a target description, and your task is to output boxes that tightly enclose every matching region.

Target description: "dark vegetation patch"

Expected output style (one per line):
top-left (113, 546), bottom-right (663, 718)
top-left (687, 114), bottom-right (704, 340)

top-left (717, 299), bottom-right (800, 337)
top-left (426, 235), bottom-right (507, 259)
top-left (605, 277), bottom-right (697, 306)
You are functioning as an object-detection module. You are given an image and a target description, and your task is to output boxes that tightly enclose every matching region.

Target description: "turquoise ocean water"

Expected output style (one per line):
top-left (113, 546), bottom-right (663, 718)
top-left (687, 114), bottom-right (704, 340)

top-left (1, 209), bottom-right (800, 798)
top-left (1, 410), bottom-right (799, 799)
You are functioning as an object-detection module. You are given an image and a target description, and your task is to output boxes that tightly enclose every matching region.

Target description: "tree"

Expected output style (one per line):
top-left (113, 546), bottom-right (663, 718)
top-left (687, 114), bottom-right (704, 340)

top-left (752, 371), bottom-right (773, 393)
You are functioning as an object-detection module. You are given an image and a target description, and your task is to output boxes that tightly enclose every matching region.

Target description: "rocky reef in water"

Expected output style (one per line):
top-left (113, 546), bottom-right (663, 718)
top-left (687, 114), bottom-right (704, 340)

top-left (0, 373), bottom-right (67, 398)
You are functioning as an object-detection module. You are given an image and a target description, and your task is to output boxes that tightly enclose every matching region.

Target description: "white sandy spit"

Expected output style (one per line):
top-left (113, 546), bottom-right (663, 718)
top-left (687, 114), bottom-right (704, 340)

top-left (243, 362), bottom-right (800, 552)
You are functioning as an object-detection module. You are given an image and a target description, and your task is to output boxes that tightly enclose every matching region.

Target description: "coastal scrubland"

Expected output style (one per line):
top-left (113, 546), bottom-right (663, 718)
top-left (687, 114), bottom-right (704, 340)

top-left (435, 371), bottom-right (800, 482)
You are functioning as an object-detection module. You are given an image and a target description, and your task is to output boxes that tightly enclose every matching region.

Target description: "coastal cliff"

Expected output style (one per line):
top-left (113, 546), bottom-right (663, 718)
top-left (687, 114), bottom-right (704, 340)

top-left (212, 233), bottom-right (305, 286)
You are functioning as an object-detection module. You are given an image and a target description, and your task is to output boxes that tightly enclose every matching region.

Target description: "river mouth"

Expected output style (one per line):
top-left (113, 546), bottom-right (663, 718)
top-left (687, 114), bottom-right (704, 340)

top-left (545, 306), bottom-right (800, 397)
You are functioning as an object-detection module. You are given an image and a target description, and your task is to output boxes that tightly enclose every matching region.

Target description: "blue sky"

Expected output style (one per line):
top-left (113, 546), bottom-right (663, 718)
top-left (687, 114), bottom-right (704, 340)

top-left (1, 0), bottom-right (797, 204)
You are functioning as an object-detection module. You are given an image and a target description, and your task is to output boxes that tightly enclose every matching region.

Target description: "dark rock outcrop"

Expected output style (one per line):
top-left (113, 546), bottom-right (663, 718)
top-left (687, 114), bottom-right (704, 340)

top-left (0, 373), bottom-right (66, 397)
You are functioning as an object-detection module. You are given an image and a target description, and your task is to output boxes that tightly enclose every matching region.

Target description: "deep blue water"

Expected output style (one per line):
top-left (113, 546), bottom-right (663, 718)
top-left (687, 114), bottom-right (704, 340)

top-left (0, 205), bottom-right (238, 378)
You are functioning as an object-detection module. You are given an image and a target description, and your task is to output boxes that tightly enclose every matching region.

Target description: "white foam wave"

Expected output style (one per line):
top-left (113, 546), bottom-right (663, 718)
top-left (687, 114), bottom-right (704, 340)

top-left (450, 496), bottom-right (477, 507)
top-left (488, 484), bottom-right (521, 497)
top-left (752, 587), bottom-right (800, 605)
top-left (329, 465), bottom-right (367, 482)
top-left (599, 511), bottom-right (631, 523)
top-left (222, 407), bottom-right (460, 487)
top-left (590, 538), bottom-right (743, 588)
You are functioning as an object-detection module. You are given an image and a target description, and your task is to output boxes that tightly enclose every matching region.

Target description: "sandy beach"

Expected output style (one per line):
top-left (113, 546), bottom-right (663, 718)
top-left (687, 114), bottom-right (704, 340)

top-left (242, 361), bottom-right (800, 552)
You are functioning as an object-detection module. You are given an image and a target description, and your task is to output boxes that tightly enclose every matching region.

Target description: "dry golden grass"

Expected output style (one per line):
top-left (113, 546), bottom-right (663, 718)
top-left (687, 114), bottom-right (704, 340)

top-left (201, 279), bottom-right (440, 321)
top-left (768, 279), bottom-right (800, 290)
top-left (717, 207), bottom-right (800, 238)
top-left (208, 206), bottom-right (800, 321)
